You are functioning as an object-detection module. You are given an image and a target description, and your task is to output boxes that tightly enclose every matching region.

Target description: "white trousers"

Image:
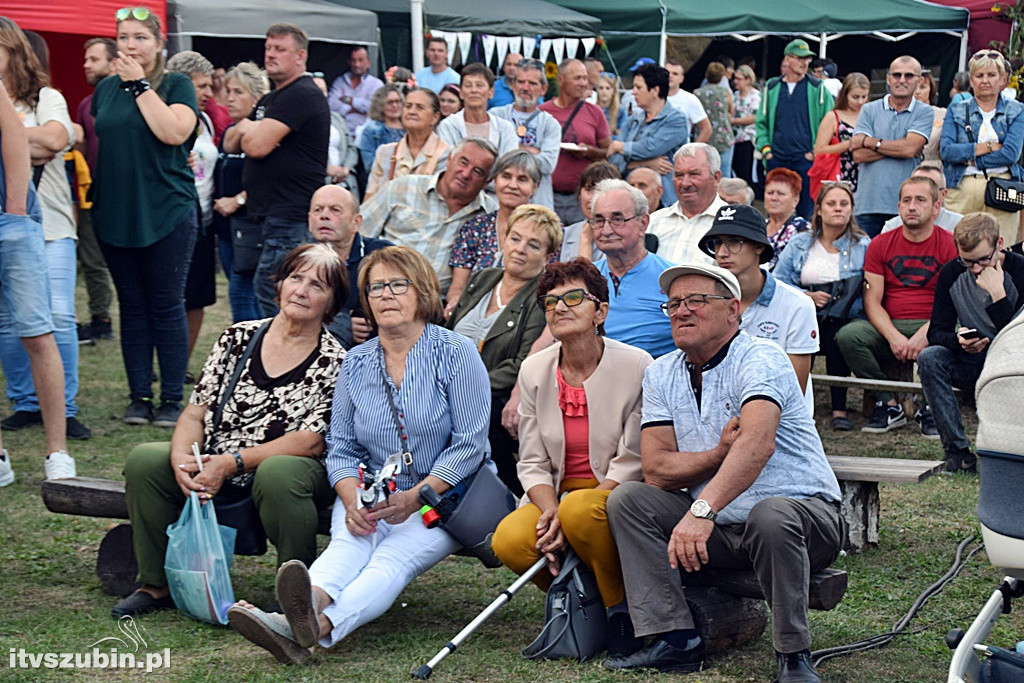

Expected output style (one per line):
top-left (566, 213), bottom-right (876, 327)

top-left (308, 497), bottom-right (460, 647)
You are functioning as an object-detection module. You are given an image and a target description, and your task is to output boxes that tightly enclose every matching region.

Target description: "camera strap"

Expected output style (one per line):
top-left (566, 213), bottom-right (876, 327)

top-left (379, 353), bottom-right (420, 481)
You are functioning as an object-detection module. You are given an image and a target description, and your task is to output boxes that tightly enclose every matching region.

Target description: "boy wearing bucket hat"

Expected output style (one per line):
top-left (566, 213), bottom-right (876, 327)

top-left (699, 204), bottom-right (819, 414)
top-left (754, 40), bottom-right (833, 219)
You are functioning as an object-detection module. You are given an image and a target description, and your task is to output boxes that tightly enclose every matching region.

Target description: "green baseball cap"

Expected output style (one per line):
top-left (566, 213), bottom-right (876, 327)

top-left (784, 39), bottom-right (815, 58)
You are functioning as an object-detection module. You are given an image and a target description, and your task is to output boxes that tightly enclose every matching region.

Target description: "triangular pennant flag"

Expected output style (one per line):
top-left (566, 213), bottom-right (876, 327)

top-left (481, 34), bottom-right (496, 68)
top-left (566, 38), bottom-right (580, 59)
top-left (509, 36), bottom-right (522, 55)
top-left (496, 36), bottom-right (510, 70)
top-left (581, 37), bottom-right (596, 56)
top-left (538, 38), bottom-right (551, 65)
top-left (552, 38), bottom-right (566, 65)
top-left (443, 32), bottom-right (458, 65)
top-left (522, 36), bottom-right (536, 59)
top-left (458, 32), bottom-right (472, 64)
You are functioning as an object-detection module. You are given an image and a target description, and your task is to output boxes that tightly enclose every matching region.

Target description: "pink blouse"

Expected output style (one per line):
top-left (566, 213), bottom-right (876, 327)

top-left (557, 367), bottom-right (594, 480)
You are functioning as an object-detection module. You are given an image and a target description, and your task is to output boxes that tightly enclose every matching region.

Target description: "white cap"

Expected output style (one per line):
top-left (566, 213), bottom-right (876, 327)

top-left (658, 262), bottom-right (741, 300)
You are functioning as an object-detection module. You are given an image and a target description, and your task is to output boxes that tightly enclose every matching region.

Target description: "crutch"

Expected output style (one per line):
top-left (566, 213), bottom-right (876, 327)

top-left (411, 557), bottom-right (549, 679)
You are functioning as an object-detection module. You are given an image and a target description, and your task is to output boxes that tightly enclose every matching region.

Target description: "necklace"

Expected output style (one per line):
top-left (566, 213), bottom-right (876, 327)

top-left (494, 281), bottom-right (506, 309)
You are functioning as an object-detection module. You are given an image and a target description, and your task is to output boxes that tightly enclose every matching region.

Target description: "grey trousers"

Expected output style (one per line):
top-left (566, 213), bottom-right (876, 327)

top-left (607, 482), bottom-right (844, 653)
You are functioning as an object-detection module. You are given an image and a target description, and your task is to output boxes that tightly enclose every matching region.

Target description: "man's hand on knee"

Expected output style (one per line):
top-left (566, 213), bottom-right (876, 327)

top-left (667, 514), bottom-right (713, 573)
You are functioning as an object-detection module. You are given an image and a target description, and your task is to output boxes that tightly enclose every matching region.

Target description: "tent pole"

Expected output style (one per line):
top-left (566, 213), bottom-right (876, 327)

top-left (411, 0), bottom-right (425, 72)
top-left (959, 29), bottom-right (968, 71)
top-left (819, 32), bottom-right (827, 58)
top-left (659, 0), bottom-right (668, 65)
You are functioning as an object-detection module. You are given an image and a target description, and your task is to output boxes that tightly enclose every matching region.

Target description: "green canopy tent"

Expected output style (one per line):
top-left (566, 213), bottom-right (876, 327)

top-left (329, 0), bottom-right (600, 72)
top-left (548, 0), bottom-right (970, 82)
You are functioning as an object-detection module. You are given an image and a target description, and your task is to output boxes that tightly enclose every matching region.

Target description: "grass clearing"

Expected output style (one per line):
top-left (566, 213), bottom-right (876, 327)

top-left (0, 273), bottom-right (1020, 681)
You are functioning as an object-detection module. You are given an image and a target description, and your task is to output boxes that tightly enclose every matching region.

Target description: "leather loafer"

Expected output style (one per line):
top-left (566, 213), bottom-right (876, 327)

top-left (604, 637), bottom-right (705, 673)
top-left (111, 590), bottom-right (175, 618)
top-left (774, 650), bottom-right (822, 682)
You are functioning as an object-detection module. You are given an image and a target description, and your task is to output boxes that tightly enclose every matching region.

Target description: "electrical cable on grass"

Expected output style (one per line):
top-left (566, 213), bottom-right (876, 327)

top-left (811, 535), bottom-right (984, 666)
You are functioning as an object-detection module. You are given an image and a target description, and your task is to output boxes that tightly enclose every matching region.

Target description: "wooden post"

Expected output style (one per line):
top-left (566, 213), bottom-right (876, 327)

top-left (838, 480), bottom-right (879, 551)
top-left (684, 587), bottom-right (768, 655)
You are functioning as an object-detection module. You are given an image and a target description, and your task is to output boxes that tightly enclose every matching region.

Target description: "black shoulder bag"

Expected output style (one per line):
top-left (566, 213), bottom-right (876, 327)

top-left (211, 320), bottom-right (272, 556)
top-left (965, 117), bottom-right (1024, 213)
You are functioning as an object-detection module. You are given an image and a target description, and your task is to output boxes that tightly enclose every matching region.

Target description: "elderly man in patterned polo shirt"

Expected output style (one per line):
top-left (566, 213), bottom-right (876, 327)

top-left (359, 137), bottom-right (498, 292)
top-left (604, 262), bottom-right (843, 683)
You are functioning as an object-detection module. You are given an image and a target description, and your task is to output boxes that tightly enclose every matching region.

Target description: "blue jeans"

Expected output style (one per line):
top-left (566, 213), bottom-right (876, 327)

top-left (216, 233), bottom-right (261, 323)
top-left (918, 345), bottom-right (984, 455)
top-left (0, 237), bottom-right (78, 415)
top-left (0, 213), bottom-right (53, 337)
top-left (100, 212), bottom-right (197, 403)
top-left (719, 145), bottom-right (735, 179)
top-left (854, 213), bottom-right (895, 239)
top-left (253, 217), bottom-right (310, 317)
top-left (767, 154), bottom-right (813, 219)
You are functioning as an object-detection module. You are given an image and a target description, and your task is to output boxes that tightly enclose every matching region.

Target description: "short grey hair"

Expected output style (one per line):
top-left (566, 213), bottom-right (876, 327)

top-left (451, 136), bottom-right (500, 181)
top-left (719, 177), bottom-right (754, 205)
top-left (166, 50), bottom-right (214, 77)
top-left (224, 61), bottom-right (269, 99)
top-left (591, 178), bottom-right (648, 218)
top-left (913, 161), bottom-right (946, 189)
top-left (674, 142), bottom-right (721, 176)
top-left (493, 149), bottom-right (541, 187)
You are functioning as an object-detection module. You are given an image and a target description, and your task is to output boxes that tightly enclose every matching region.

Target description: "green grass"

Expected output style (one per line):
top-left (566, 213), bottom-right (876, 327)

top-left (0, 273), bottom-right (1021, 681)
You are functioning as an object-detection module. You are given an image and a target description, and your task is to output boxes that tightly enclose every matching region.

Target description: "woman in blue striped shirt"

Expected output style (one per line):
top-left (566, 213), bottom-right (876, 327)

top-left (229, 246), bottom-right (493, 664)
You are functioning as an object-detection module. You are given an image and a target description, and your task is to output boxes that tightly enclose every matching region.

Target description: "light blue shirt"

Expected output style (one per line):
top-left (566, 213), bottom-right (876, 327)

top-left (325, 324), bottom-right (492, 490)
top-left (641, 332), bottom-right (841, 525)
top-left (414, 66), bottom-right (461, 94)
top-left (488, 76), bottom-right (515, 108)
top-left (597, 252), bottom-right (676, 358)
top-left (853, 95), bottom-right (934, 214)
top-left (609, 102), bottom-right (690, 206)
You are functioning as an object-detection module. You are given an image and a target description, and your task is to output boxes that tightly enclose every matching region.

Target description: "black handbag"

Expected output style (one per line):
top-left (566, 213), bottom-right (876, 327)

top-left (808, 276), bottom-right (863, 322)
top-left (210, 320), bottom-right (271, 556)
top-left (380, 364), bottom-right (515, 568)
top-left (521, 549), bottom-right (608, 662)
top-left (964, 120), bottom-right (1024, 213)
top-left (229, 216), bottom-right (263, 277)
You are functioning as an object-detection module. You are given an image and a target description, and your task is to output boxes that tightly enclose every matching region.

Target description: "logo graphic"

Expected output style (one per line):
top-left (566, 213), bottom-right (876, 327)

top-left (718, 207), bottom-right (736, 221)
top-left (811, 329), bottom-right (817, 339)
top-left (90, 616), bottom-right (147, 652)
top-left (756, 320), bottom-right (780, 338)
top-left (886, 255), bottom-right (943, 288)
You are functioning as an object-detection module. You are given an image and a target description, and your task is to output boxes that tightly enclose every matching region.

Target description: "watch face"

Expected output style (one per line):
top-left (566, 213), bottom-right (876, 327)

top-left (691, 499), bottom-right (713, 519)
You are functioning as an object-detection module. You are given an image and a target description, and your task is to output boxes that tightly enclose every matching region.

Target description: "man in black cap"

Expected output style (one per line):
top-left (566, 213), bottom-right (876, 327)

top-left (699, 204), bottom-right (819, 414)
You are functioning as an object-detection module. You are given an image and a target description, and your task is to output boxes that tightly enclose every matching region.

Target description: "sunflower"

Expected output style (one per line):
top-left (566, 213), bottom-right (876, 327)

top-left (545, 61), bottom-right (558, 80)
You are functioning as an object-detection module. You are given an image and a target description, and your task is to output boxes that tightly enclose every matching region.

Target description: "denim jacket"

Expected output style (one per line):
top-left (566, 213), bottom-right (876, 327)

top-left (772, 231), bottom-right (871, 319)
top-left (610, 102), bottom-right (690, 204)
top-left (940, 96), bottom-right (1024, 188)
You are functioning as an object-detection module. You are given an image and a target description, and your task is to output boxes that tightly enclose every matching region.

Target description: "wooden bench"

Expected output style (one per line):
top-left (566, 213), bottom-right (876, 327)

top-left (812, 373), bottom-right (961, 419)
top-left (827, 455), bottom-right (945, 551)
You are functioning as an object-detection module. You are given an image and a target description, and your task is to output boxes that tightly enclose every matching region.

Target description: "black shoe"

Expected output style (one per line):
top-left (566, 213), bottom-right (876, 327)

top-left (915, 407), bottom-right (940, 440)
top-left (1, 410), bottom-right (43, 431)
top-left (90, 317), bottom-right (114, 340)
top-left (830, 416), bottom-right (853, 431)
top-left (184, 371), bottom-right (196, 384)
top-left (111, 590), bottom-right (175, 618)
top-left (943, 448), bottom-right (978, 474)
top-left (152, 401), bottom-right (183, 428)
top-left (774, 650), bottom-right (822, 682)
top-left (123, 398), bottom-right (154, 425)
top-left (77, 323), bottom-right (97, 346)
top-left (66, 416), bottom-right (92, 440)
top-left (604, 637), bottom-right (705, 673)
top-left (861, 401), bottom-right (907, 433)
top-left (606, 611), bottom-right (642, 657)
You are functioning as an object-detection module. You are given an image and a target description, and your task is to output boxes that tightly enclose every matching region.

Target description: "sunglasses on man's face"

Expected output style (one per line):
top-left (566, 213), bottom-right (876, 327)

top-left (116, 7), bottom-right (151, 21)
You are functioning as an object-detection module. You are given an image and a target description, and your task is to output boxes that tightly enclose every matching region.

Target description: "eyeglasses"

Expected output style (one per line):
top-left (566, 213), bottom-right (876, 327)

top-left (366, 278), bottom-right (411, 297)
top-left (590, 214), bottom-right (641, 230)
top-left (116, 7), bottom-right (151, 21)
top-left (957, 245), bottom-right (998, 268)
top-left (973, 50), bottom-right (1003, 61)
top-left (537, 288), bottom-right (601, 312)
top-left (888, 72), bottom-right (920, 80)
top-left (822, 180), bottom-right (853, 190)
top-left (705, 237), bottom-right (746, 255)
top-left (660, 294), bottom-right (730, 316)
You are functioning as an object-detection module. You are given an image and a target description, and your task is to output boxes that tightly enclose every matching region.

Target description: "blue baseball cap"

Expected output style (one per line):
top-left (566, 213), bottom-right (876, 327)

top-left (629, 57), bottom-right (656, 71)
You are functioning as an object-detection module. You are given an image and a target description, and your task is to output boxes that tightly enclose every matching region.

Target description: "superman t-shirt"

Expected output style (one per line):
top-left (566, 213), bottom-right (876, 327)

top-left (864, 226), bottom-right (958, 320)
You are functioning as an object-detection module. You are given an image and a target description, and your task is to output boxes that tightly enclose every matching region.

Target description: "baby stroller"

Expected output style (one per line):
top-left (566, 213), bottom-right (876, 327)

top-left (947, 311), bottom-right (1024, 682)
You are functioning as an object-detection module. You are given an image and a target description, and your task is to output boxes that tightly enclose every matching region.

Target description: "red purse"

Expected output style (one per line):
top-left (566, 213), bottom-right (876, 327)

top-left (808, 111), bottom-right (843, 198)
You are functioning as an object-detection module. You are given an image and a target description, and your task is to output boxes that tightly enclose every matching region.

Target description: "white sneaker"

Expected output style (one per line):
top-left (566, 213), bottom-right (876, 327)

top-left (0, 449), bottom-right (14, 487)
top-left (44, 450), bottom-right (76, 480)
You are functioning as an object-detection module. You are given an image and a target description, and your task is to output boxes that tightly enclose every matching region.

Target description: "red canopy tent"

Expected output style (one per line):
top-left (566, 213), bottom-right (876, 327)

top-left (3, 1), bottom-right (169, 121)
top-left (929, 0), bottom-right (1013, 55)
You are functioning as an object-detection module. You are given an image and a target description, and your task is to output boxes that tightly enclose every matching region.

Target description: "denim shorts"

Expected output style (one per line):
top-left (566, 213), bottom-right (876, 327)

top-left (0, 213), bottom-right (54, 337)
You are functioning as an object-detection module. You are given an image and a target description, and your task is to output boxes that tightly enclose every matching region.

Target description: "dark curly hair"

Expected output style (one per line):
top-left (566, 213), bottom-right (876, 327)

top-left (537, 258), bottom-right (609, 335)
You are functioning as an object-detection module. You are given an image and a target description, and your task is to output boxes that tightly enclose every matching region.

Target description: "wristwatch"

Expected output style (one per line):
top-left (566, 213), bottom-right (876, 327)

top-left (690, 499), bottom-right (717, 522)
top-left (874, 138), bottom-right (883, 152)
top-left (235, 193), bottom-right (246, 206)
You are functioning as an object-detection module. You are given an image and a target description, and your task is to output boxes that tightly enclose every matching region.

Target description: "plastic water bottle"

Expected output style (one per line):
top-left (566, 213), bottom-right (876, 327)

top-left (1016, 640), bottom-right (1024, 654)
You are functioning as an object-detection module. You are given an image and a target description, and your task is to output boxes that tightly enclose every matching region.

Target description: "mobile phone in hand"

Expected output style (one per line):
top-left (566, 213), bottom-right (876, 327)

top-left (958, 328), bottom-right (983, 340)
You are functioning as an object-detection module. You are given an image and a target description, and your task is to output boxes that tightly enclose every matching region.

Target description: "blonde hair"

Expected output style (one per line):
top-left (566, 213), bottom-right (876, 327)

top-left (970, 50), bottom-right (1006, 78)
top-left (507, 204), bottom-right (563, 255)
top-left (224, 62), bottom-right (269, 100)
top-left (596, 74), bottom-right (620, 134)
top-left (116, 7), bottom-right (166, 92)
top-left (954, 212), bottom-right (1000, 252)
top-left (357, 246), bottom-right (444, 329)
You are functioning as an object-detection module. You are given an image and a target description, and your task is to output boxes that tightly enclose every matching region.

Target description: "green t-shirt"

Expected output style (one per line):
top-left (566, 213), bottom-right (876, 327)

top-left (91, 72), bottom-right (198, 248)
